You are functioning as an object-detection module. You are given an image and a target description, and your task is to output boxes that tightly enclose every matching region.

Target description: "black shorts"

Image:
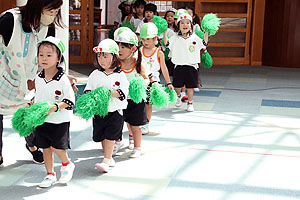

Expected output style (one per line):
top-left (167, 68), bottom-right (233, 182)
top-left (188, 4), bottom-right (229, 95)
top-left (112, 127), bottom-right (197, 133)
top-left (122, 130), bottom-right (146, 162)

top-left (92, 111), bottom-right (124, 142)
top-left (166, 59), bottom-right (175, 77)
top-left (35, 122), bottom-right (70, 150)
top-left (124, 99), bottom-right (147, 126)
top-left (172, 65), bottom-right (199, 88)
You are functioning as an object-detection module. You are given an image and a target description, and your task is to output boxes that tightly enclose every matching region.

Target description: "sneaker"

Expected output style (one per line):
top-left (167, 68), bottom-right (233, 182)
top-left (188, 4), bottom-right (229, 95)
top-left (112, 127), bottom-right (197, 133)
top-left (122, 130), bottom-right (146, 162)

top-left (141, 124), bottom-right (149, 135)
top-left (59, 161), bottom-right (75, 184)
top-left (113, 141), bottom-right (124, 155)
top-left (187, 102), bottom-right (194, 112)
top-left (95, 158), bottom-right (115, 173)
top-left (175, 97), bottom-right (182, 107)
top-left (39, 173), bottom-right (57, 188)
top-left (26, 144), bottom-right (44, 164)
top-left (129, 148), bottom-right (142, 158)
top-left (128, 138), bottom-right (134, 150)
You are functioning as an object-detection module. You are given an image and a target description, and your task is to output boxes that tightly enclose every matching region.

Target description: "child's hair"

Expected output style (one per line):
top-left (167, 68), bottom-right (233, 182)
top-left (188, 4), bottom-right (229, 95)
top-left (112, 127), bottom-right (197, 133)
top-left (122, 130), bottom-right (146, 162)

top-left (175, 20), bottom-right (194, 36)
top-left (118, 42), bottom-right (142, 74)
top-left (37, 41), bottom-right (64, 65)
top-left (164, 10), bottom-right (176, 29)
top-left (144, 3), bottom-right (157, 14)
top-left (95, 53), bottom-right (120, 70)
top-left (185, 6), bottom-right (201, 25)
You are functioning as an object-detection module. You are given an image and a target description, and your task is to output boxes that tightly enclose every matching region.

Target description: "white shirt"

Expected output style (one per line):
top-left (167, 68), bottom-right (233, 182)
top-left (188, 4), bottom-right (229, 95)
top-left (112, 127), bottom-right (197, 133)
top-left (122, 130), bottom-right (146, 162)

top-left (169, 33), bottom-right (206, 69)
top-left (135, 19), bottom-right (145, 34)
top-left (35, 68), bottom-right (75, 124)
top-left (84, 67), bottom-right (129, 113)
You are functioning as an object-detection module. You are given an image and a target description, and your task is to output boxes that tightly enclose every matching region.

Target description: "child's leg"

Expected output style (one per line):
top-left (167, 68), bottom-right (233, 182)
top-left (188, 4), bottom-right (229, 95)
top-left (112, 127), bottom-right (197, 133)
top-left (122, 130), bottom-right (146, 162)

top-left (187, 88), bottom-right (194, 102)
top-left (175, 87), bottom-right (181, 96)
top-left (129, 125), bottom-right (142, 158)
top-left (51, 147), bottom-right (69, 164)
top-left (102, 139), bottom-right (114, 159)
top-left (43, 147), bottom-right (54, 174)
top-left (126, 123), bottom-right (134, 150)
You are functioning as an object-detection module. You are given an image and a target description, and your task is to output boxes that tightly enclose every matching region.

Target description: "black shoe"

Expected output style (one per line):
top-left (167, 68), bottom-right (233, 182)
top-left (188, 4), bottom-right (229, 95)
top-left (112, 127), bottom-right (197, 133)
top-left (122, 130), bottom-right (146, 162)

top-left (25, 144), bottom-right (44, 164)
top-left (0, 157), bottom-right (3, 166)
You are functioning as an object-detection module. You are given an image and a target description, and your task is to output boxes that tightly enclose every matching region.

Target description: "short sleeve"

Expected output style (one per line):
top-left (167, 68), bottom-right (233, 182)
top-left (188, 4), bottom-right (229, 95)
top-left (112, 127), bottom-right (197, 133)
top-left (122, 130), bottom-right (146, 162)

top-left (84, 71), bottom-right (96, 92)
top-left (61, 75), bottom-right (75, 110)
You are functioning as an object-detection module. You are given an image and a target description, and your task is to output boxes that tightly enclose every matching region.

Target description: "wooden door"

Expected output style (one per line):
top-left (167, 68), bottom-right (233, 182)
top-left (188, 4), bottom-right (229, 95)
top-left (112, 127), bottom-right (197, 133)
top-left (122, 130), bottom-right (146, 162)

top-left (0, 0), bottom-right (16, 13)
top-left (69, 0), bottom-right (94, 64)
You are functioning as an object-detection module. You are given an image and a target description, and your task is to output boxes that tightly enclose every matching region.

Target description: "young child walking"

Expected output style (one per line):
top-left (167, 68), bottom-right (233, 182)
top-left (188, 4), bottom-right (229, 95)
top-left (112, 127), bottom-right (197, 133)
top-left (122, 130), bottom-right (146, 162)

top-left (139, 22), bottom-right (173, 134)
top-left (34, 37), bottom-right (75, 188)
top-left (164, 13), bottom-right (208, 112)
top-left (135, 3), bottom-right (157, 37)
top-left (84, 39), bottom-right (129, 172)
top-left (114, 27), bottom-right (149, 157)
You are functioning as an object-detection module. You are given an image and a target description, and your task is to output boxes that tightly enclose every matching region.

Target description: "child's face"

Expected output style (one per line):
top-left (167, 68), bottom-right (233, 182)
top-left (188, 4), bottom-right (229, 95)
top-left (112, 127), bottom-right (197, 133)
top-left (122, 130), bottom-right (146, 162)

top-left (118, 43), bottom-right (136, 60)
top-left (135, 5), bottom-right (144, 16)
top-left (145, 11), bottom-right (154, 21)
top-left (38, 44), bottom-right (60, 70)
top-left (124, 5), bottom-right (131, 14)
top-left (97, 52), bottom-right (113, 70)
top-left (166, 12), bottom-right (175, 25)
top-left (141, 37), bottom-right (156, 48)
top-left (179, 19), bottom-right (192, 34)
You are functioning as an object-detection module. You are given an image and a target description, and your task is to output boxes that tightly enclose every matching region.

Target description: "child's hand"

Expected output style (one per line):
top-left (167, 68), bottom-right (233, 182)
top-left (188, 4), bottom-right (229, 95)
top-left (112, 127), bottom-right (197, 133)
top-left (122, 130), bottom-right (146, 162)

top-left (167, 84), bottom-right (174, 91)
top-left (48, 105), bottom-right (57, 114)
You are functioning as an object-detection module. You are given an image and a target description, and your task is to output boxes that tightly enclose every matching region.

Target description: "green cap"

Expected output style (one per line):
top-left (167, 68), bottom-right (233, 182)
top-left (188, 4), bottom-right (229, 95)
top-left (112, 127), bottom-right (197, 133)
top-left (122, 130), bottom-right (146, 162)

top-left (174, 9), bottom-right (188, 19)
top-left (140, 22), bottom-right (158, 39)
top-left (39, 36), bottom-right (65, 54)
top-left (177, 13), bottom-right (193, 23)
top-left (93, 39), bottom-right (119, 55)
top-left (114, 27), bottom-right (139, 46)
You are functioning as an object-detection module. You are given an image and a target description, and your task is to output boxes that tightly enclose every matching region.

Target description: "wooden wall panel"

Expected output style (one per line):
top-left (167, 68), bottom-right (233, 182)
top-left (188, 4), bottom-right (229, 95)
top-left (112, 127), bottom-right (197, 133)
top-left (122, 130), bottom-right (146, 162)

top-left (262, 0), bottom-right (300, 68)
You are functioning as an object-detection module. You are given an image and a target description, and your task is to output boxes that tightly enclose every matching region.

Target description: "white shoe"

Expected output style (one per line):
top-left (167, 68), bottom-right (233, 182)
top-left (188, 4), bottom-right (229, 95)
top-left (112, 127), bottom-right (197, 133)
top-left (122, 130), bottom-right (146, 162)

top-left (194, 88), bottom-right (200, 92)
top-left (175, 97), bottom-right (182, 107)
top-left (59, 162), bottom-right (75, 184)
top-left (95, 158), bottom-right (115, 172)
top-left (140, 124), bottom-right (149, 135)
top-left (39, 173), bottom-right (57, 188)
top-left (187, 103), bottom-right (194, 112)
top-left (113, 141), bottom-right (124, 155)
top-left (128, 138), bottom-right (134, 150)
top-left (129, 148), bottom-right (142, 158)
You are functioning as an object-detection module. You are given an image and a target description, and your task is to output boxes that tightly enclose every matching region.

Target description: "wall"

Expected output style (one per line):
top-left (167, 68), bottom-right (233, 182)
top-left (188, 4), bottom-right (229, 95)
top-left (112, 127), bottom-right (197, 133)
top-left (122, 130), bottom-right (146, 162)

top-left (0, 0), bottom-right (16, 13)
top-left (262, 0), bottom-right (300, 68)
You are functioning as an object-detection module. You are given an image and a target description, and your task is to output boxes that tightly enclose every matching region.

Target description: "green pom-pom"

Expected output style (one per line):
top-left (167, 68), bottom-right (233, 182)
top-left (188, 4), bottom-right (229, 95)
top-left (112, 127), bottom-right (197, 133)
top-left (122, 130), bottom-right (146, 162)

top-left (152, 15), bottom-right (168, 35)
top-left (150, 84), bottom-right (169, 108)
top-left (164, 87), bottom-right (177, 104)
top-left (163, 48), bottom-right (170, 60)
top-left (12, 108), bottom-right (34, 137)
top-left (201, 51), bottom-right (213, 68)
top-left (121, 20), bottom-right (136, 32)
top-left (195, 28), bottom-right (205, 39)
top-left (75, 92), bottom-right (97, 120)
top-left (129, 76), bottom-right (147, 103)
top-left (24, 102), bottom-right (51, 129)
top-left (91, 87), bottom-right (111, 117)
top-left (201, 13), bottom-right (221, 36)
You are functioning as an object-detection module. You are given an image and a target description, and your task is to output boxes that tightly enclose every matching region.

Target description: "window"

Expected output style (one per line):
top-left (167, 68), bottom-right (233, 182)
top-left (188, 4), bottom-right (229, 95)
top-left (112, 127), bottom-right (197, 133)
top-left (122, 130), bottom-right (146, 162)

top-left (149, 1), bottom-right (173, 12)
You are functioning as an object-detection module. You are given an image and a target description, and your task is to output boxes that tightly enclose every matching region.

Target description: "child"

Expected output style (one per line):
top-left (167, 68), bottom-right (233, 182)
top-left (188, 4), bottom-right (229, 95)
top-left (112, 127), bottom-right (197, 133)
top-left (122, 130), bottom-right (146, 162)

top-left (34, 37), bottom-right (75, 188)
top-left (85, 39), bottom-right (129, 172)
top-left (164, 13), bottom-right (208, 112)
top-left (130, 0), bottom-right (147, 30)
top-left (139, 22), bottom-right (173, 134)
top-left (135, 3), bottom-right (157, 36)
top-left (114, 27), bottom-right (149, 157)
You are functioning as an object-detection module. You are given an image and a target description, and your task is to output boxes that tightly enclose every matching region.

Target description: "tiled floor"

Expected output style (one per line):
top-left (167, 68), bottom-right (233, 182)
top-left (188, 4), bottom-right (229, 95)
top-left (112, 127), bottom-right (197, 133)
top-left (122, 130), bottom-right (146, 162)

top-left (1, 65), bottom-right (300, 200)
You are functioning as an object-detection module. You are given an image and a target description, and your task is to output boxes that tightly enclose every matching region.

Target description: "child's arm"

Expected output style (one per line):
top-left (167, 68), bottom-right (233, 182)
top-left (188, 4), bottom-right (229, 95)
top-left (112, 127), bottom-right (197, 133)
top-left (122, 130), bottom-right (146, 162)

top-left (111, 73), bottom-right (129, 101)
top-left (48, 102), bottom-right (70, 114)
top-left (140, 63), bottom-right (150, 85)
top-left (204, 32), bottom-right (209, 46)
top-left (158, 50), bottom-right (174, 91)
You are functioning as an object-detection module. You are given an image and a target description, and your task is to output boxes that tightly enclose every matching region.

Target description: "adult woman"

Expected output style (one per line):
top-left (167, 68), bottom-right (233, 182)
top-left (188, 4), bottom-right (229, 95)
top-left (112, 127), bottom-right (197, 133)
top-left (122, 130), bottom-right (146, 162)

top-left (0, 0), bottom-right (71, 166)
